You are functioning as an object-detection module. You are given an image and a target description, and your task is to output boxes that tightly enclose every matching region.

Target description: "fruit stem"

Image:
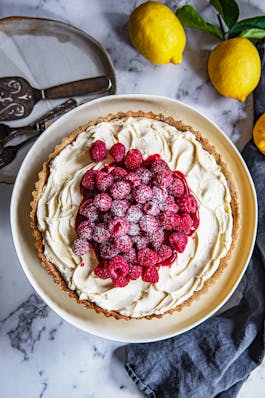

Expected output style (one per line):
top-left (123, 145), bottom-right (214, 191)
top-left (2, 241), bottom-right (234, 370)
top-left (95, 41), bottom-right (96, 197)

top-left (217, 14), bottom-right (226, 40)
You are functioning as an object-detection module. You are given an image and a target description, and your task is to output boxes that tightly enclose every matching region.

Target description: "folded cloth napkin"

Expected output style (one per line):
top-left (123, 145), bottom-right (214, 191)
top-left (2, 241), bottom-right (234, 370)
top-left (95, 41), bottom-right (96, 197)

top-left (125, 41), bottom-right (265, 398)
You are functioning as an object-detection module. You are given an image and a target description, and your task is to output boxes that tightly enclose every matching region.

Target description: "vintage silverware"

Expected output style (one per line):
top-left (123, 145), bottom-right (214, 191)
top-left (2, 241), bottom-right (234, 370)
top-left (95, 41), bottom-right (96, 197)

top-left (0, 98), bottom-right (78, 167)
top-left (0, 134), bottom-right (39, 169)
top-left (0, 127), bottom-right (36, 154)
top-left (0, 98), bottom-right (77, 154)
top-left (0, 75), bottom-right (111, 120)
top-left (0, 124), bottom-right (33, 140)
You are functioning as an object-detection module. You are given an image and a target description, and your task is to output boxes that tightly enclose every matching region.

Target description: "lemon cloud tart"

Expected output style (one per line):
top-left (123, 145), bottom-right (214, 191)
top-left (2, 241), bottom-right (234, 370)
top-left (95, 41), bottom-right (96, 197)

top-left (31, 111), bottom-right (239, 320)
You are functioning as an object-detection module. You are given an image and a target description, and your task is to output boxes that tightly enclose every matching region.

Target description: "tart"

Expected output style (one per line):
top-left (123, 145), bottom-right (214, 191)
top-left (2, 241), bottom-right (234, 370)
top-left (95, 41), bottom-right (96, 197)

top-left (30, 111), bottom-right (239, 320)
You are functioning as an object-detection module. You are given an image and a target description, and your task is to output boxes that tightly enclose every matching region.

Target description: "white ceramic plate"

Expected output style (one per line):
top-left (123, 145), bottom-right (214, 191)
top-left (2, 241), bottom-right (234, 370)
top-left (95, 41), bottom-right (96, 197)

top-left (10, 95), bottom-right (257, 342)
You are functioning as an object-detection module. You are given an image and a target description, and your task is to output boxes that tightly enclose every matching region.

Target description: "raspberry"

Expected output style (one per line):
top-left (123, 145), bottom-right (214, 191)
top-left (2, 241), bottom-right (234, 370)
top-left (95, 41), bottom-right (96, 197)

top-left (124, 149), bottom-right (143, 170)
top-left (76, 220), bottom-right (94, 240)
top-left (72, 238), bottom-right (92, 256)
top-left (159, 211), bottom-right (177, 230)
top-left (128, 223), bottom-right (140, 236)
top-left (124, 247), bottom-right (137, 264)
top-left (136, 167), bottom-right (152, 184)
top-left (109, 142), bottom-right (126, 162)
top-left (153, 169), bottom-right (173, 188)
top-left (171, 178), bottom-right (185, 197)
top-left (178, 194), bottom-right (198, 213)
top-left (100, 242), bottom-right (119, 259)
top-left (132, 235), bottom-right (149, 250)
top-left (90, 140), bottom-right (106, 162)
top-left (149, 159), bottom-right (169, 174)
top-left (157, 244), bottom-right (173, 262)
top-left (126, 205), bottom-right (143, 223)
top-left (82, 169), bottom-right (97, 190)
top-left (143, 201), bottom-right (160, 216)
top-left (93, 193), bottom-right (112, 211)
top-left (94, 264), bottom-right (111, 279)
top-left (109, 216), bottom-right (130, 237)
top-left (124, 172), bottom-right (141, 186)
top-left (79, 198), bottom-right (92, 211)
top-left (107, 255), bottom-right (129, 278)
top-left (151, 229), bottom-right (164, 249)
top-left (137, 248), bottom-right (158, 267)
top-left (174, 213), bottom-right (193, 234)
top-left (113, 276), bottom-right (130, 287)
top-left (152, 186), bottom-right (168, 204)
top-left (165, 196), bottom-right (179, 213)
top-left (111, 166), bottom-right (128, 179)
top-left (110, 181), bottom-right (131, 199)
top-left (95, 171), bottom-right (114, 192)
top-left (128, 265), bottom-right (142, 280)
top-left (93, 224), bottom-right (110, 243)
top-left (114, 235), bottom-right (132, 252)
top-left (168, 233), bottom-right (188, 253)
top-left (142, 266), bottom-right (159, 283)
top-left (139, 215), bottom-right (159, 234)
top-left (79, 201), bottom-right (99, 222)
top-left (111, 200), bottom-right (129, 216)
top-left (133, 184), bottom-right (153, 204)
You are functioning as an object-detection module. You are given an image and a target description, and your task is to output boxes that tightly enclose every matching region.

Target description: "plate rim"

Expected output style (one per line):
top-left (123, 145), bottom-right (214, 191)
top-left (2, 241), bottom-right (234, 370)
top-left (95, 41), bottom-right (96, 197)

top-left (10, 94), bottom-right (258, 342)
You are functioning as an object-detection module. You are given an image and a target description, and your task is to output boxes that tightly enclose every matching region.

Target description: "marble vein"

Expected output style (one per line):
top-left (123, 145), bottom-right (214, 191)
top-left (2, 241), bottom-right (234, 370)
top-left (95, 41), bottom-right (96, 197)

top-left (1, 294), bottom-right (48, 360)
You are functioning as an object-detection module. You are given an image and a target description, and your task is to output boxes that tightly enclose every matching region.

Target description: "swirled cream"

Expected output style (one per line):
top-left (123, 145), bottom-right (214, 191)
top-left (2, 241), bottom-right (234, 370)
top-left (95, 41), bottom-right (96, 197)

top-left (37, 117), bottom-right (233, 318)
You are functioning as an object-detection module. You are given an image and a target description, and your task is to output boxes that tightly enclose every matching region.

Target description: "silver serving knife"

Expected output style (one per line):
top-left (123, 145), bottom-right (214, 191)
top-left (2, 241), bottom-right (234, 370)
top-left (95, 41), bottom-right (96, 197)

top-left (0, 75), bottom-right (111, 120)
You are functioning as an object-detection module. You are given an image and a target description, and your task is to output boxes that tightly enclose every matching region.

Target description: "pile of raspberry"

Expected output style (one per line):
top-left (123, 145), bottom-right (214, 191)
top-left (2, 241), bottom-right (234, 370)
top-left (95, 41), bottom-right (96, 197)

top-left (72, 139), bottom-right (199, 288)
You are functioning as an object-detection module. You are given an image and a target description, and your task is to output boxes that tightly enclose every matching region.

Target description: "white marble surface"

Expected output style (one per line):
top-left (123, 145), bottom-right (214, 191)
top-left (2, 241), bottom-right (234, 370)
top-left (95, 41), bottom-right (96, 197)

top-left (0, 0), bottom-right (264, 396)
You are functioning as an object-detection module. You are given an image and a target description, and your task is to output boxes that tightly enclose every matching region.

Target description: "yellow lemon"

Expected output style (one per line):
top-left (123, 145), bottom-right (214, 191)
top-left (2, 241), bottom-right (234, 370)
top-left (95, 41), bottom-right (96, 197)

top-left (208, 38), bottom-right (261, 102)
top-left (128, 1), bottom-right (186, 65)
top-left (253, 113), bottom-right (265, 155)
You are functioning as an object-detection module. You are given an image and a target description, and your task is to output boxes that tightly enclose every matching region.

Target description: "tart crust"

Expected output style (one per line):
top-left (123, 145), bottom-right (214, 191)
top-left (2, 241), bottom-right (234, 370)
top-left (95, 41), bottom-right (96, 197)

top-left (30, 111), bottom-right (240, 320)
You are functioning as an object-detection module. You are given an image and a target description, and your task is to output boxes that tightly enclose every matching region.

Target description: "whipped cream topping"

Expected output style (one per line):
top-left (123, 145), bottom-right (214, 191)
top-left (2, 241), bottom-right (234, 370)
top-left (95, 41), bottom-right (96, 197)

top-left (37, 117), bottom-right (233, 318)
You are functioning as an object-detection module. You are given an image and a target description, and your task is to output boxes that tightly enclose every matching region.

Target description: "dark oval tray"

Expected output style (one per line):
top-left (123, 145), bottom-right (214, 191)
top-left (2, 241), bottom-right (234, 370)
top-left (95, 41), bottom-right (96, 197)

top-left (0, 16), bottom-right (116, 183)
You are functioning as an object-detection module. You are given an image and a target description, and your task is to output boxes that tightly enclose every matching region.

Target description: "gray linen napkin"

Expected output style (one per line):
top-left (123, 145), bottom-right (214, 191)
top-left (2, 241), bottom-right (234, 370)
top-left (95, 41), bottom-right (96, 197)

top-left (125, 42), bottom-right (265, 398)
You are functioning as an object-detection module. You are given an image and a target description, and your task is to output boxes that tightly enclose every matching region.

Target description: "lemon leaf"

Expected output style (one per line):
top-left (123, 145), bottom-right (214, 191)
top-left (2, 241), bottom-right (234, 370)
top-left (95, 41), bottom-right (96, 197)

top-left (229, 16), bottom-right (265, 38)
top-left (238, 28), bottom-right (265, 39)
top-left (176, 5), bottom-right (223, 39)
top-left (210, 0), bottom-right (239, 29)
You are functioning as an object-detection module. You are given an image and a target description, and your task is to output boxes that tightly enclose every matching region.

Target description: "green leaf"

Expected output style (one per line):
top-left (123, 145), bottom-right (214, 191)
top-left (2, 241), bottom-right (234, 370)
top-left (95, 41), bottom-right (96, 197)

top-left (210, 0), bottom-right (239, 29)
top-left (229, 16), bottom-right (265, 38)
top-left (176, 5), bottom-right (223, 39)
top-left (238, 28), bottom-right (265, 39)
top-left (209, 0), bottom-right (223, 15)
